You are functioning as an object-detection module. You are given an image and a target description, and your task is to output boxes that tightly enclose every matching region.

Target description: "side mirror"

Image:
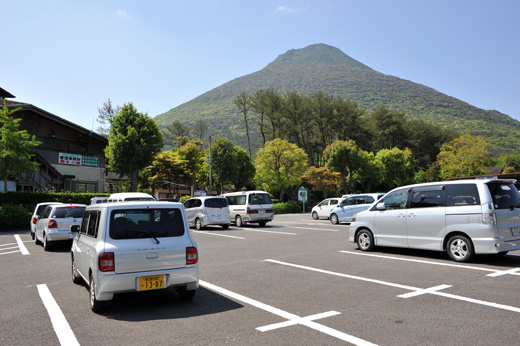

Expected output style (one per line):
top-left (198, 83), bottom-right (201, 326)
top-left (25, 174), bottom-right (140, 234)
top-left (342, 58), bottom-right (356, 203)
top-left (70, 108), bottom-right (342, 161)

top-left (70, 225), bottom-right (80, 233)
top-left (376, 202), bottom-right (386, 210)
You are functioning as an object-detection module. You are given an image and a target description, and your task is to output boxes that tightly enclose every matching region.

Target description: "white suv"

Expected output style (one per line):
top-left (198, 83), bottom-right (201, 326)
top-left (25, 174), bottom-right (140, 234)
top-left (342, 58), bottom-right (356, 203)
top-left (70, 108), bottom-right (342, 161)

top-left (71, 201), bottom-right (199, 312)
top-left (183, 196), bottom-right (231, 230)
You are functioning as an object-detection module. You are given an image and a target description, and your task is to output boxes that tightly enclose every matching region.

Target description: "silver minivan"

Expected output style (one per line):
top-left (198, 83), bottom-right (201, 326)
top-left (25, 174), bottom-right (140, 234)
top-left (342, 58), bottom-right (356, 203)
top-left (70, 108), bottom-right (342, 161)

top-left (183, 196), bottom-right (231, 230)
top-left (223, 191), bottom-right (274, 227)
top-left (349, 178), bottom-right (520, 262)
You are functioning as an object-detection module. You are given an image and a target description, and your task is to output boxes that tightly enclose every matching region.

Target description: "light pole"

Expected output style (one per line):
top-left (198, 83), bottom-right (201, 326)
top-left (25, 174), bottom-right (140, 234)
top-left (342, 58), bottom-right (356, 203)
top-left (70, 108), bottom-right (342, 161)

top-left (208, 135), bottom-right (212, 196)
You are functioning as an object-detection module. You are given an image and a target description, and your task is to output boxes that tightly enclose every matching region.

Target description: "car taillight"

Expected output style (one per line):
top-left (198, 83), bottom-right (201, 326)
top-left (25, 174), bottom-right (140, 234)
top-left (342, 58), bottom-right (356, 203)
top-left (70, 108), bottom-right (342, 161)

top-left (266, 209), bottom-right (274, 214)
top-left (48, 219), bottom-right (58, 228)
top-left (32, 217), bottom-right (38, 224)
top-left (247, 208), bottom-right (258, 214)
top-left (186, 247), bottom-right (198, 265)
top-left (99, 252), bottom-right (115, 272)
top-left (482, 202), bottom-right (497, 225)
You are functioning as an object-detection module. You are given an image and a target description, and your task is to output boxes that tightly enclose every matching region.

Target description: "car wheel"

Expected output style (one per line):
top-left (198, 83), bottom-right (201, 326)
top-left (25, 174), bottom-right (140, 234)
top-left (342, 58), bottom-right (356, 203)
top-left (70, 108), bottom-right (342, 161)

top-left (447, 235), bottom-right (474, 262)
top-left (221, 224), bottom-right (229, 230)
top-left (235, 215), bottom-right (243, 227)
top-left (258, 221), bottom-right (267, 227)
top-left (71, 256), bottom-right (81, 284)
top-left (89, 274), bottom-right (105, 313)
top-left (31, 231), bottom-right (35, 240)
top-left (356, 229), bottom-right (375, 251)
top-left (195, 218), bottom-right (203, 230)
top-left (494, 251), bottom-right (509, 257)
top-left (177, 287), bottom-right (196, 300)
top-left (34, 232), bottom-right (41, 245)
top-left (312, 211), bottom-right (319, 220)
top-left (330, 214), bottom-right (339, 224)
top-left (43, 234), bottom-right (52, 251)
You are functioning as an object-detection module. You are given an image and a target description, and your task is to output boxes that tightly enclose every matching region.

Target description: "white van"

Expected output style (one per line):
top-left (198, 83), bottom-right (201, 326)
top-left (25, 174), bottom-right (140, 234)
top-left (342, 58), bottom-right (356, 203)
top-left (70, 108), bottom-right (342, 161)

top-left (222, 191), bottom-right (274, 227)
top-left (108, 192), bottom-right (155, 203)
top-left (90, 196), bottom-right (109, 205)
top-left (349, 178), bottom-right (520, 262)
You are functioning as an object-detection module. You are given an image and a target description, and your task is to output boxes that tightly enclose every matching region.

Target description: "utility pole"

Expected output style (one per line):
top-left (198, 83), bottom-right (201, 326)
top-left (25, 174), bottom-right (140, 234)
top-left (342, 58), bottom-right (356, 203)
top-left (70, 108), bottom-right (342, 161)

top-left (208, 135), bottom-right (212, 196)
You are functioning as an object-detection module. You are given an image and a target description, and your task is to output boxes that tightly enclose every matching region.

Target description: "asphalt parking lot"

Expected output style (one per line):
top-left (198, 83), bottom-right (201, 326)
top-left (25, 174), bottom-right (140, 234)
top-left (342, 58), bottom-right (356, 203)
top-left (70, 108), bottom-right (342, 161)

top-left (2, 214), bottom-right (520, 345)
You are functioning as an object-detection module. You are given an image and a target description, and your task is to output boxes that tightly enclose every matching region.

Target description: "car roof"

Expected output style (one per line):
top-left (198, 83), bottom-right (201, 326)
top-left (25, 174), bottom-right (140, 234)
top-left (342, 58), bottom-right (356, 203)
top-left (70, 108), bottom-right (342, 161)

top-left (390, 178), bottom-right (517, 193)
top-left (86, 201), bottom-right (183, 210)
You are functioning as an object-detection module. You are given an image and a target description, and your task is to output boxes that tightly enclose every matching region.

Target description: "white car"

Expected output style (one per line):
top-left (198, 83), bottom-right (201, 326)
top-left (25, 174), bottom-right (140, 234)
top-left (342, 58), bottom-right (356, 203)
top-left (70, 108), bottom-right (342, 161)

top-left (30, 202), bottom-right (62, 240)
top-left (34, 204), bottom-right (86, 250)
top-left (71, 201), bottom-right (199, 312)
top-left (311, 198), bottom-right (342, 220)
top-left (330, 193), bottom-right (385, 224)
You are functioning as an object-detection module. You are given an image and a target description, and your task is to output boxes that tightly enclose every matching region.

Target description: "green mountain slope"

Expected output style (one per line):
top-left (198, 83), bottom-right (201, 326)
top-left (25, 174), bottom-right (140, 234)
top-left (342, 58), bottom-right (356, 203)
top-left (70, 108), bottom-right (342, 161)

top-left (155, 43), bottom-right (520, 156)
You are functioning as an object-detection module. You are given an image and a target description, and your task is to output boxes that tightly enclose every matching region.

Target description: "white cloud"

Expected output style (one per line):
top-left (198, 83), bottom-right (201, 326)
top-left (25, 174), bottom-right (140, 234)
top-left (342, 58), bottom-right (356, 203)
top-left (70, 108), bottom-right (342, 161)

top-left (116, 9), bottom-right (129, 17)
top-left (274, 5), bottom-right (309, 13)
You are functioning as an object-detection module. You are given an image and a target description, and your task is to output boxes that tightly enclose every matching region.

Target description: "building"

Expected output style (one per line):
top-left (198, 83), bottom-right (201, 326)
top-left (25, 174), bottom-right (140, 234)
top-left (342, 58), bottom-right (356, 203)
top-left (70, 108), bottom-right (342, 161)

top-left (2, 88), bottom-right (123, 192)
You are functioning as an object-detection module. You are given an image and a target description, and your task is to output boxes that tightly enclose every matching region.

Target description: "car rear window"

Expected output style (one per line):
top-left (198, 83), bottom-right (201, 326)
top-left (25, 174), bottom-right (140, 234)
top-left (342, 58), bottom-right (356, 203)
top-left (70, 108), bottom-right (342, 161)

top-left (53, 206), bottom-right (86, 218)
top-left (487, 182), bottom-right (520, 210)
top-left (109, 208), bottom-right (185, 239)
top-left (249, 193), bottom-right (272, 205)
top-left (204, 198), bottom-right (228, 208)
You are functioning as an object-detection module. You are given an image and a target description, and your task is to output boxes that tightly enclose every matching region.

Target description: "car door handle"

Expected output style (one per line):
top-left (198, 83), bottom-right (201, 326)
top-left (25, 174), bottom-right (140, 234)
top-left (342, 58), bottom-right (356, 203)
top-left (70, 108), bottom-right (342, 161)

top-left (398, 213), bottom-right (406, 218)
top-left (408, 213), bottom-right (415, 218)
top-left (147, 253), bottom-right (158, 259)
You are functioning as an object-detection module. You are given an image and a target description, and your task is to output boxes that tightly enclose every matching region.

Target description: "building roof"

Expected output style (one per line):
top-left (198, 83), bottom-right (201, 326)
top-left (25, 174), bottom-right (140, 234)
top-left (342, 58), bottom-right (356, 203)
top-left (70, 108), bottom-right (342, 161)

top-left (0, 87), bottom-right (15, 99)
top-left (4, 100), bottom-right (108, 144)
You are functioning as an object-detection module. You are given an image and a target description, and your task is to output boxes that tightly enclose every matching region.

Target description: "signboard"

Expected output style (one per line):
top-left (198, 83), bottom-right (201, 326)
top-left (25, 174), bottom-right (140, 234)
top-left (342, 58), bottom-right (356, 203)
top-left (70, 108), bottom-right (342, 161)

top-left (81, 156), bottom-right (99, 167)
top-left (298, 186), bottom-right (308, 202)
top-left (59, 153), bottom-right (81, 165)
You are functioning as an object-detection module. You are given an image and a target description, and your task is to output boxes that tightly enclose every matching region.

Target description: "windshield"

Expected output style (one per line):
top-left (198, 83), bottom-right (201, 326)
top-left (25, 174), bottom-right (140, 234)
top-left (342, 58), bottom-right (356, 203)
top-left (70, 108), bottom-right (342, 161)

top-left (53, 206), bottom-right (85, 218)
top-left (249, 193), bottom-right (272, 205)
top-left (110, 208), bottom-right (185, 239)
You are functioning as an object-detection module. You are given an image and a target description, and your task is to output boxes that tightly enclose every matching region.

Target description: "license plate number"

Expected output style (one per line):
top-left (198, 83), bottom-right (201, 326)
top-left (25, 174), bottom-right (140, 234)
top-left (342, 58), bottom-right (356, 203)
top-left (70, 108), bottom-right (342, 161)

top-left (512, 227), bottom-right (520, 236)
top-left (139, 275), bottom-right (164, 291)
top-left (258, 210), bottom-right (265, 214)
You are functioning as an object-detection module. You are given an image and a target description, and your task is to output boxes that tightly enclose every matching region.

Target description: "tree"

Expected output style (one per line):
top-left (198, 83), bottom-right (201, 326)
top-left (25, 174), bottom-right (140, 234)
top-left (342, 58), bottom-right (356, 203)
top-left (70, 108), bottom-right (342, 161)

top-left (192, 120), bottom-right (209, 143)
top-left (302, 166), bottom-right (340, 198)
top-left (375, 147), bottom-right (416, 191)
top-left (105, 103), bottom-right (164, 191)
top-left (255, 138), bottom-right (308, 201)
top-left (147, 151), bottom-right (186, 194)
top-left (162, 120), bottom-right (191, 147)
top-left (96, 99), bottom-right (120, 136)
top-left (210, 137), bottom-right (237, 194)
top-left (0, 102), bottom-right (41, 191)
top-left (177, 141), bottom-right (204, 190)
top-left (437, 134), bottom-right (490, 180)
top-left (367, 106), bottom-right (407, 151)
top-left (234, 92), bottom-right (252, 157)
top-left (323, 140), bottom-right (365, 194)
top-left (231, 146), bottom-right (255, 190)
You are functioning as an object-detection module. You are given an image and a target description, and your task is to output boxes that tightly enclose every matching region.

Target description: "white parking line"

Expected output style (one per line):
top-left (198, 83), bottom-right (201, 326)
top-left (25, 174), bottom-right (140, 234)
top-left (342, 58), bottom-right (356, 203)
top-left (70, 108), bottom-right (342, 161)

top-left (200, 280), bottom-right (378, 346)
top-left (15, 234), bottom-right (30, 255)
top-left (264, 259), bottom-right (520, 314)
top-left (191, 231), bottom-right (246, 239)
top-left (37, 284), bottom-right (80, 346)
top-left (339, 250), bottom-right (520, 277)
top-left (240, 229), bottom-right (296, 235)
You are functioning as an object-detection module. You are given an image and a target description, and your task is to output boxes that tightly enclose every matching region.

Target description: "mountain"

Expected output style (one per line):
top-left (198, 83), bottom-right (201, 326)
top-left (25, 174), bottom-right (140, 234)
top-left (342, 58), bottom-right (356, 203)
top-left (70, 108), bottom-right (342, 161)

top-left (154, 43), bottom-right (520, 156)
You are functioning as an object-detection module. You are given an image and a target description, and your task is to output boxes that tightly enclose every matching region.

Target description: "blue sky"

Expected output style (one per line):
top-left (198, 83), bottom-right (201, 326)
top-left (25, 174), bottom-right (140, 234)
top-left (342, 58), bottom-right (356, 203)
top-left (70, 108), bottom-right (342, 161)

top-left (2, 1), bottom-right (519, 131)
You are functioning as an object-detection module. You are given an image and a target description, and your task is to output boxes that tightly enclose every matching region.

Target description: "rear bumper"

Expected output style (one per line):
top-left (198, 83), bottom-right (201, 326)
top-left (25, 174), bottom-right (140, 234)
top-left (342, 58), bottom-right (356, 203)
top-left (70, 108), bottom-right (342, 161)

top-left (244, 213), bottom-right (274, 223)
top-left (96, 266), bottom-right (199, 301)
top-left (473, 237), bottom-right (520, 254)
top-left (46, 230), bottom-right (74, 241)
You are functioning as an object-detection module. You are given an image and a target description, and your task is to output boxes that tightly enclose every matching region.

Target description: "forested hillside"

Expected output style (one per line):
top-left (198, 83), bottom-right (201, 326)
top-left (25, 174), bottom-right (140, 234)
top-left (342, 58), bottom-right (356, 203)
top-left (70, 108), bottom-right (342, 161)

top-left (155, 43), bottom-right (520, 156)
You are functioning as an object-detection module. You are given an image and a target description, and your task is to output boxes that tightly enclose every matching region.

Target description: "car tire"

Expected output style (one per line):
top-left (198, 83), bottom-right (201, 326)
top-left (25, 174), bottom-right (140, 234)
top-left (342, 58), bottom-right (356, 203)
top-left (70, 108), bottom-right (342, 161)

top-left (330, 214), bottom-right (339, 224)
top-left (177, 287), bottom-right (196, 300)
top-left (447, 235), bottom-right (474, 262)
top-left (89, 274), bottom-right (105, 313)
top-left (356, 229), bottom-right (375, 251)
top-left (258, 221), bottom-right (266, 227)
top-left (312, 211), bottom-right (319, 220)
top-left (71, 256), bottom-right (81, 284)
top-left (34, 232), bottom-right (41, 245)
top-left (221, 224), bottom-right (229, 230)
top-left (235, 215), bottom-right (243, 227)
top-left (43, 234), bottom-right (52, 251)
top-left (195, 218), bottom-right (203, 230)
top-left (31, 231), bottom-right (35, 240)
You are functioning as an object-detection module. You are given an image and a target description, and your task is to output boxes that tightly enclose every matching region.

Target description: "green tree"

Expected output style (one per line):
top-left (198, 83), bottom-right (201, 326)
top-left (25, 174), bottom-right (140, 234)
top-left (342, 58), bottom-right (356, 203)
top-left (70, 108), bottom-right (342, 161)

top-left (375, 147), bottom-right (416, 191)
top-left (162, 120), bottom-right (191, 147)
top-left (105, 103), bottom-right (164, 191)
top-left (234, 92), bottom-right (252, 157)
top-left (210, 137), bottom-right (237, 194)
top-left (367, 106), bottom-right (407, 151)
top-left (255, 138), bottom-right (308, 201)
top-left (0, 102), bottom-right (41, 191)
top-left (96, 98), bottom-right (120, 136)
top-left (147, 151), bottom-right (186, 194)
top-left (232, 146), bottom-right (256, 190)
top-left (323, 140), bottom-right (365, 194)
top-left (177, 141), bottom-right (204, 190)
top-left (437, 134), bottom-right (490, 180)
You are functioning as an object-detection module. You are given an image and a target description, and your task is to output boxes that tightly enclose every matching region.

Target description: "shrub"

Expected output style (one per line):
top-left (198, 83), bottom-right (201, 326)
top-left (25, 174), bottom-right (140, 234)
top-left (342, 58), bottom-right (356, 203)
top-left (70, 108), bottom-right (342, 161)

top-left (0, 204), bottom-right (31, 231)
top-left (273, 200), bottom-right (301, 214)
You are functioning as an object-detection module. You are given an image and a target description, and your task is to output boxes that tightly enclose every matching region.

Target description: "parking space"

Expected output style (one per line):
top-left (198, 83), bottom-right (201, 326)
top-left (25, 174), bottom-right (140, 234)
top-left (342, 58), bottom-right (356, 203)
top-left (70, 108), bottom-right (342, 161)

top-left (2, 216), bottom-right (520, 345)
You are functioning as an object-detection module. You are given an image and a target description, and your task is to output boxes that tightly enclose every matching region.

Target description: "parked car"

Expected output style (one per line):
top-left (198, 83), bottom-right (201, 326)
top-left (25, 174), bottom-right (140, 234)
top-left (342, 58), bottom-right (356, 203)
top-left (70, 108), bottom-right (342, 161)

top-left (71, 201), bottom-right (198, 312)
top-left (311, 198), bottom-right (343, 220)
top-left (107, 192), bottom-right (155, 202)
top-left (34, 204), bottom-right (87, 250)
top-left (223, 191), bottom-right (274, 227)
top-left (90, 196), bottom-right (108, 205)
top-left (183, 196), bottom-right (231, 230)
top-left (349, 178), bottom-right (520, 262)
top-left (329, 193), bottom-right (385, 224)
top-left (30, 202), bottom-right (62, 240)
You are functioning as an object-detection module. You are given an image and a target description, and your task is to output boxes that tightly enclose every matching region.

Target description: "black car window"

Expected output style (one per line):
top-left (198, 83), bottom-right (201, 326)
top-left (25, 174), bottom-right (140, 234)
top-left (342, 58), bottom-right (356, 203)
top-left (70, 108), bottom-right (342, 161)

top-left (379, 189), bottom-right (408, 210)
top-left (330, 200), bottom-right (338, 205)
top-left (487, 182), bottom-right (520, 210)
top-left (110, 208), bottom-right (185, 239)
top-left (410, 188), bottom-right (444, 208)
top-left (249, 193), bottom-right (272, 205)
top-left (204, 198), bottom-right (228, 208)
top-left (446, 184), bottom-right (480, 206)
top-left (40, 206), bottom-right (52, 219)
top-left (87, 212), bottom-right (100, 237)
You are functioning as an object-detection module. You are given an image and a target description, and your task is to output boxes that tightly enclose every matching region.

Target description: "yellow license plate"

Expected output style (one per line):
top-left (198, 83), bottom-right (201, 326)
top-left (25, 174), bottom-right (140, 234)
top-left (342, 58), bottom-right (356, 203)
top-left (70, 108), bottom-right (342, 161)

top-left (139, 275), bottom-right (165, 291)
